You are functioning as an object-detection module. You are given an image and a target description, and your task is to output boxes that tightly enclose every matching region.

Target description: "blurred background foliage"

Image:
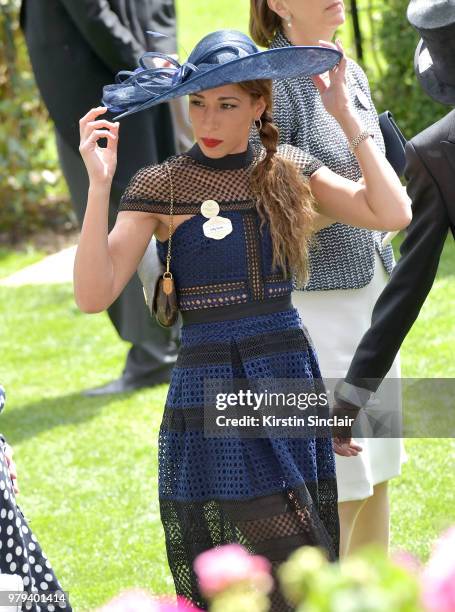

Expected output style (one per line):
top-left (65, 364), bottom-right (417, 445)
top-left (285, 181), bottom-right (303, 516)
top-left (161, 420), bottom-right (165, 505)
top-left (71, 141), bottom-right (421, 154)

top-left (347, 0), bottom-right (447, 137)
top-left (0, 0), bottom-right (449, 242)
top-left (0, 0), bottom-right (75, 243)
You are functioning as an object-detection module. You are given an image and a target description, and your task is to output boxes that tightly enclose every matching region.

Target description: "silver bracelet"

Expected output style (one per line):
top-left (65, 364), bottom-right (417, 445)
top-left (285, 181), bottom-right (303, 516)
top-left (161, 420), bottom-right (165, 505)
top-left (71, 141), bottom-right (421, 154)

top-left (349, 130), bottom-right (372, 154)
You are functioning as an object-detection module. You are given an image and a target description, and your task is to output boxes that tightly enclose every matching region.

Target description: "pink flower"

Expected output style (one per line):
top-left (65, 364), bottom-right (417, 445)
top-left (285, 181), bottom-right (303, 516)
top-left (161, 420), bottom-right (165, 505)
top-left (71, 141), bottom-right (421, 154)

top-left (98, 591), bottom-right (201, 611)
top-left (422, 526), bottom-right (455, 612)
top-left (158, 596), bottom-right (202, 611)
top-left (392, 550), bottom-right (422, 575)
top-left (97, 589), bottom-right (160, 611)
top-left (194, 544), bottom-right (273, 598)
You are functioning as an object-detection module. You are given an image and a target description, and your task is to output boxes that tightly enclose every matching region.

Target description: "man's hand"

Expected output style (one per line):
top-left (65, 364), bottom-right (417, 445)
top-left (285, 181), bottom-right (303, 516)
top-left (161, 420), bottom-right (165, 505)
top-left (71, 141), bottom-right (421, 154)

top-left (332, 436), bottom-right (363, 457)
top-left (331, 399), bottom-right (363, 457)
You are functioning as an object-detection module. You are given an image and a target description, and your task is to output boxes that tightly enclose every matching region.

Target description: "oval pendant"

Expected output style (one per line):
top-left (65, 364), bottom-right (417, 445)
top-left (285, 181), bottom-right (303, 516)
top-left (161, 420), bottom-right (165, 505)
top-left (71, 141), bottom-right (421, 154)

top-left (201, 199), bottom-right (220, 218)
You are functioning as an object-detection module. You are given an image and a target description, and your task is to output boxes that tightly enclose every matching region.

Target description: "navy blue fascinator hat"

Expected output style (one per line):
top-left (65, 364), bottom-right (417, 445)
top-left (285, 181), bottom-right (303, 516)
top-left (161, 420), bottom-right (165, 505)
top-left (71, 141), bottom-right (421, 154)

top-left (102, 29), bottom-right (341, 119)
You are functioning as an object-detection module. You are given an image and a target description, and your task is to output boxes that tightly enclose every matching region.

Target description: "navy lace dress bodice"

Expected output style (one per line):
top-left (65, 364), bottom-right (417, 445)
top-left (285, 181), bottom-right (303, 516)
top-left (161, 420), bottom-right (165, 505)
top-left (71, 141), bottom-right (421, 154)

top-left (119, 143), bottom-right (339, 612)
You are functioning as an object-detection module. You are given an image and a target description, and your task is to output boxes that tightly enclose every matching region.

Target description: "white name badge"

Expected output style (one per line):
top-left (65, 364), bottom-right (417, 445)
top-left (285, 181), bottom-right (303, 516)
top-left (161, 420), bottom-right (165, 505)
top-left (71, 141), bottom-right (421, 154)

top-left (203, 216), bottom-right (233, 240)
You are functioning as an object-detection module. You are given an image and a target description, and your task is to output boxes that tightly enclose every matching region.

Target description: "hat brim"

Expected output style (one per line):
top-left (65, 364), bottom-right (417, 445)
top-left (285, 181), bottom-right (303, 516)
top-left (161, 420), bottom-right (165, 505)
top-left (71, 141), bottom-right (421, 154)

top-left (108, 46), bottom-right (341, 120)
top-left (414, 39), bottom-right (455, 105)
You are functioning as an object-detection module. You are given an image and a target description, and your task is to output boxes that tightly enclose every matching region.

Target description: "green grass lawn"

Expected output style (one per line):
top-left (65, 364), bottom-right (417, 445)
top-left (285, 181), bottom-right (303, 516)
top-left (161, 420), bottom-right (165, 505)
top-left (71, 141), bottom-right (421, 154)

top-left (176, 0), bottom-right (250, 55)
top-left (0, 284), bottom-right (172, 610)
top-left (0, 246), bottom-right (46, 279)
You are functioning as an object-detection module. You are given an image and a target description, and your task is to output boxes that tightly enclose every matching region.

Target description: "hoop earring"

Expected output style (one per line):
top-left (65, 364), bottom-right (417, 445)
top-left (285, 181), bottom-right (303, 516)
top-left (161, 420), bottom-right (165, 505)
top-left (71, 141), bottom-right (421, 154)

top-left (255, 118), bottom-right (263, 132)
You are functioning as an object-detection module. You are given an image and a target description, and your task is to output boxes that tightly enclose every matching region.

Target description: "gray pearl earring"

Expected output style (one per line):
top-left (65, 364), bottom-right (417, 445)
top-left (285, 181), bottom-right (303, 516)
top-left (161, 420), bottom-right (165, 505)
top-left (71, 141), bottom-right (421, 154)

top-left (286, 15), bottom-right (292, 29)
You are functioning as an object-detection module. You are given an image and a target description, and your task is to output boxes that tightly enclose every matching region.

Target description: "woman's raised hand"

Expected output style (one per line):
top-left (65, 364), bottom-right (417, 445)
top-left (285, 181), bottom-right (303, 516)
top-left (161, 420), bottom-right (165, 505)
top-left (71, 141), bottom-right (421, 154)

top-left (79, 107), bottom-right (119, 185)
top-left (312, 40), bottom-right (353, 122)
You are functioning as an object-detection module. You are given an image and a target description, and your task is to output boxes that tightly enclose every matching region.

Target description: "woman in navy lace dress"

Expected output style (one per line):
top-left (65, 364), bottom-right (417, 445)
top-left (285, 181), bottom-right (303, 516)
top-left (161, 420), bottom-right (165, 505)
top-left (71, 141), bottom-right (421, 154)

top-left (0, 386), bottom-right (71, 612)
top-left (74, 31), bottom-right (410, 611)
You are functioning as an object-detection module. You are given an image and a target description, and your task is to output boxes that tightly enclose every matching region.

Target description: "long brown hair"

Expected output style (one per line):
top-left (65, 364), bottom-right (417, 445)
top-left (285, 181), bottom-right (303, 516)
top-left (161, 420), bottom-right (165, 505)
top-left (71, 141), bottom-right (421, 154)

top-left (238, 79), bottom-right (316, 288)
top-left (249, 0), bottom-right (281, 48)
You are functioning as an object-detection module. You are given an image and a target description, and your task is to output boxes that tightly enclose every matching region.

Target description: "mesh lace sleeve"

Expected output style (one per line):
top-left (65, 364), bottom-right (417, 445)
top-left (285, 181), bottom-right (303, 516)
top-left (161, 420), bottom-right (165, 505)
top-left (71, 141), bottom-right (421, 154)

top-left (118, 162), bottom-right (172, 215)
top-left (277, 143), bottom-right (324, 179)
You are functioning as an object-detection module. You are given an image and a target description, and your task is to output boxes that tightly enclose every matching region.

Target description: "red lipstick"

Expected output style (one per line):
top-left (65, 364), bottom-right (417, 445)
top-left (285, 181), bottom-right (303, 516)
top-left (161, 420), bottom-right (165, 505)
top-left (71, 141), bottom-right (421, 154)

top-left (326, 1), bottom-right (343, 10)
top-left (201, 138), bottom-right (223, 148)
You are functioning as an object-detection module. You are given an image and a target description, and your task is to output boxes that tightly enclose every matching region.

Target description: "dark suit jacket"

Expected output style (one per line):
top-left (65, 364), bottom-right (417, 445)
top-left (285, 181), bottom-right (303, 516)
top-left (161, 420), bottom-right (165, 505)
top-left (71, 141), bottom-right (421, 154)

top-left (20, 0), bottom-right (177, 346)
top-left (20, 0), bottom-right (176, 70)
top-left (20, 0), bottom-right (176, 155)
top-left (344, 109), bottom-right (455, 395)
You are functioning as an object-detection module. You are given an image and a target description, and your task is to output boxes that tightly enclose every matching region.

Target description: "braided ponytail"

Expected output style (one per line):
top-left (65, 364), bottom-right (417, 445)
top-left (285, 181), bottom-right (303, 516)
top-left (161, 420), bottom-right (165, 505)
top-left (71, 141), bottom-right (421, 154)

top-left (256, 110), bottom-right (278, 167)
top-left (238, 80), bottom-right (317, 287)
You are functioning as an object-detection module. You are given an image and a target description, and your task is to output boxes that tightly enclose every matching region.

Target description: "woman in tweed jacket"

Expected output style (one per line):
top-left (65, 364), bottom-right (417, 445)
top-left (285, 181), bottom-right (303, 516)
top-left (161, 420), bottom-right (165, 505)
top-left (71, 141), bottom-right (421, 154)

top-left (250, 0), bottom-right (406, 557)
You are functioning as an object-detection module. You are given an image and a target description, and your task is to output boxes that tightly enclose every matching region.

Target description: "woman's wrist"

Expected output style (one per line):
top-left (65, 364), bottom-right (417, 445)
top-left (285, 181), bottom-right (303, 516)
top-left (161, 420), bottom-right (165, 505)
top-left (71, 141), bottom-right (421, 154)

top-left (335, 110), bottom-right (364, 141)
top-left (88, 181), bottom-right (112, 198)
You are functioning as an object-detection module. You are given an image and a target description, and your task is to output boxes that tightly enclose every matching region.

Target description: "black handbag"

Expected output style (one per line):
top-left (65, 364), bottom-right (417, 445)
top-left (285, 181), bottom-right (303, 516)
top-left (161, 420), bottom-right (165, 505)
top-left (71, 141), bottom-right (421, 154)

top-left (379, 110), bottom-right (408, 178)
top-left (151, 162), bottom-right (179, 328)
